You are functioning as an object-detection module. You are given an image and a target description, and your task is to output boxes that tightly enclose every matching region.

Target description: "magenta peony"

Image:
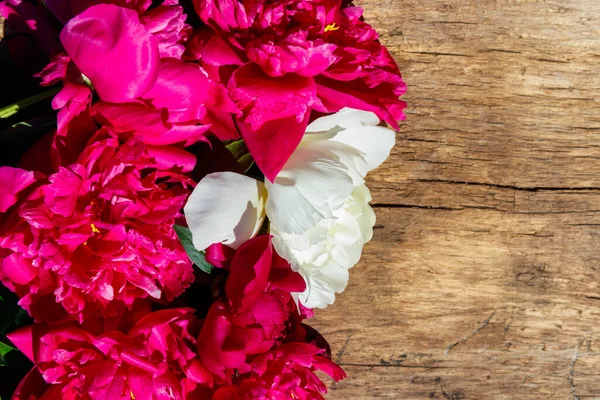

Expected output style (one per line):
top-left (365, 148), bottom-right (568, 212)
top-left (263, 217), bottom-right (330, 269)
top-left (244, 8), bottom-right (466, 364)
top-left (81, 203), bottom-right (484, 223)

top-left (188, 0), bottom-right (407, 180)
top-left (197, 236), bottom-right (306, 379)
top-left (34, 1), bottom-right (237, 163)
top-left (194, 235), bottom-right (344, 398)
top-left (8, 308), bottom-right (205, 400)
top-left (0, 130), bottom-right (195, 323)
top-left (212, 343), bottom-right (346, 400)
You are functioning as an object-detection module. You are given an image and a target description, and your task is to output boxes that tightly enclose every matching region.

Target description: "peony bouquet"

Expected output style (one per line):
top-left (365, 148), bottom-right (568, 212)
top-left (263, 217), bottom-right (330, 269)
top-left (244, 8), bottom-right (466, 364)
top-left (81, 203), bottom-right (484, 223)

top-left (0, 0), bottom-right (406, 398)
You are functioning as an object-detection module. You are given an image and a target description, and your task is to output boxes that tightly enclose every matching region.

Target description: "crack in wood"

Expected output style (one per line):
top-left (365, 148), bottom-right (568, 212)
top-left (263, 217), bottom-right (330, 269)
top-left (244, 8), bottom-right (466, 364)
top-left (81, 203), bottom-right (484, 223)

top-left (402, 50), bottom-right (474, 58)
top-left (335, 334), bottom-right (353, 363)
top-left (444, 311), bottom-right (497, 356)
top-left (339, 362), bottom-right (447, 369)
top-left (568, 339), bottom-right (584, 400)
top-left (371, 204), bottom-right (461, 211)
top-left (412, 179), bottom-right (600, 193)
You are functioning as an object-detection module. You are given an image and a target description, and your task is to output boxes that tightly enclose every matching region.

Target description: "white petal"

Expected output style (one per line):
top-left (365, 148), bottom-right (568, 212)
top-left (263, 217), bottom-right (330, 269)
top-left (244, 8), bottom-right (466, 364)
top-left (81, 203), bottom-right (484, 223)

top-left (330, 125), bottom-right (396, 171)
top-left (265, 141), bottom-right (354, 235)
top-left (353, 185), bottom-right (376, 242)
top-left (306, 108), bottom-right (380, 133)
top-left (298, 272), bottom-right (336, 309)
top-left (298, 265), bottom-right (350, 309)
top-left (184, 172), bottom-right (266, 251)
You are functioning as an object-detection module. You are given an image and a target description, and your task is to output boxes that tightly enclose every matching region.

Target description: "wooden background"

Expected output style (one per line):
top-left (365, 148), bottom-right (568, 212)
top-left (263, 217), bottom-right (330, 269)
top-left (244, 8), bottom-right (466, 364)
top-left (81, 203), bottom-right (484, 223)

top-left (311, 1), bottom-right (600, 398)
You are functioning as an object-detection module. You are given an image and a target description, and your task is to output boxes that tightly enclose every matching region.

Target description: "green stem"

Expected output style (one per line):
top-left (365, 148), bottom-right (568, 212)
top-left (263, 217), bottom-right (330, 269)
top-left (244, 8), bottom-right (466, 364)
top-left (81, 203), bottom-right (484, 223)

top-left (0, 87), bottom-right (61, 119)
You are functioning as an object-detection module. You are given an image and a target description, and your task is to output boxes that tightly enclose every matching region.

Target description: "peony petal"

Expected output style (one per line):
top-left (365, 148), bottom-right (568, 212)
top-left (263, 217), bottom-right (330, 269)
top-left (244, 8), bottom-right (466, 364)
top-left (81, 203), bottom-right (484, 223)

top-left (184, 172), bottom-right (266, 251)
top-left (237, 112), bottom-right (309, 183)
top-left (265, 141), bottom-right (354, 235)
top-left (225, 235), bottom-right (272, 310)
top-left (201, 35), bottom-right (244, 66)
top-left (146, 145), bottom-right (196, 172)
top-left (229, 62), bottom-right (316, 130)
top-left (237, 113), bottom-right (309, 183)
top-left (315, 76), bottom-right (406, 129)
top-left (60, 3), bottom-right (160, 103)
top-left (142, 58), bottom-right (210, 123)
top-left (305, 107), bottom-right (380, 133)
top-left (330, 127), bottom-right (396, 172)
top-left (0, 166), bottom-right (36, 212)
top-left (6, 325), bottom-right (35, 361)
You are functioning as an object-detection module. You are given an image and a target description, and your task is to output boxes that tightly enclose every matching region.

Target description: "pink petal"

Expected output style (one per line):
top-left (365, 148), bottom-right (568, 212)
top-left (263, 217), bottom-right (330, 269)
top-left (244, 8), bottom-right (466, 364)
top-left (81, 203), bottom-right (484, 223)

top-left (2, 253), bottom-right (38, 285)
top-left (202, 35), bottom-right (244, 66)
top-left (184, 358), bottom-right (214, 387)
top-left (229, 62), bottom-right (316, 130)
top-left (44, 165), bottom-right (85, 217)
top-left (315, 76), bottom-right (407, 129)
top-left (142, 58), bottom-right (210, 123)
top-left (0, 166), bottom-right (36, 212)
top-left (225, 236), bottom-right (273, 310)
top-left (237, 111), bottom-right (309, 182)
top-left (60, 3), bottom-right (160, 103)
top-left (6, 325), bottom-right (35, 361)
top-left (146, 145), bottom-right (196, 172)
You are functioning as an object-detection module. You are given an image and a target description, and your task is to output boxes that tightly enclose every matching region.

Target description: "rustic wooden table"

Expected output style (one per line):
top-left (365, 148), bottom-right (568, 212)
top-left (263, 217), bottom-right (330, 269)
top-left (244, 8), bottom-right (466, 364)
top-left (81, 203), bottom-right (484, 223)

top-left (311, 1), bottom-right (600, 398)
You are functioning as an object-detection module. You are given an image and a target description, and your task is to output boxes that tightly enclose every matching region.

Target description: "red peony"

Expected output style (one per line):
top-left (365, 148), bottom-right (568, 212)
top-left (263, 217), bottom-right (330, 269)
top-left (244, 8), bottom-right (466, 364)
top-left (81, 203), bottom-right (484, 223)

top-left (212, 343), bottom-right (346, 400)
top-left (193, 235), bottom-right (344, 398)
top-left (0, 130), bottom-right (195, 323)
top-left (188, 0), bottom-right (407, 180)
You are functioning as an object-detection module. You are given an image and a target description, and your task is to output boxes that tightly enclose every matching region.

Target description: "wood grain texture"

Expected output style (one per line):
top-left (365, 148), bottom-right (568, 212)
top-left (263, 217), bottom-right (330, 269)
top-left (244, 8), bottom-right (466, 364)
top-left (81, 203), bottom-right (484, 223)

top-left (310, 1), bottom-right (600, 398)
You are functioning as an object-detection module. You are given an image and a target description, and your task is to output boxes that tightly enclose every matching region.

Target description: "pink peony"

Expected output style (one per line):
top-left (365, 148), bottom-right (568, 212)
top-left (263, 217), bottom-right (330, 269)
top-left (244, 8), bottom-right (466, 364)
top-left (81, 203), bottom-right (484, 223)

top-left (6, 235), bottom-right (344, 399)
top-left (0, 130), bottom-right (195, 323)
top-left (189, 0), bottom-right (407, 180)
top-left (43, 0), bottom-right (191, 58)
top-left (35, 1), bottom-right (236, 162)
top-left (8, 308), bottom-right (206, 400)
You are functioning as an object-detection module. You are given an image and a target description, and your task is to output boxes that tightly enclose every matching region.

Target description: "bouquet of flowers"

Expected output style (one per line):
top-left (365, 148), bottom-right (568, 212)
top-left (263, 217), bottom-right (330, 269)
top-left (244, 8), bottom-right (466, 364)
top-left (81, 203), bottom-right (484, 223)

top-left (0, 0), bottom-right (406, 398)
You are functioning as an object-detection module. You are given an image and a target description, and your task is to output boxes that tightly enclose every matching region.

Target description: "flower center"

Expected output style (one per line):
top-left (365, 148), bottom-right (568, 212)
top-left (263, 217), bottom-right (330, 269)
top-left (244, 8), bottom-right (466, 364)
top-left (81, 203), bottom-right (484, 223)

top-left (90, 223), bottom-right (100, 234)
top-left (324, 23), bottom-right (340, 32)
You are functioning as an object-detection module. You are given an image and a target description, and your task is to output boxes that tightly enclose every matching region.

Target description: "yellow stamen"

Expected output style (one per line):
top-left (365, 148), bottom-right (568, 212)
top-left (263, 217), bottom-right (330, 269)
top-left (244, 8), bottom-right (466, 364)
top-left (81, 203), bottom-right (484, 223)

top-left (324, 23), bottom-right (339, 32)
top-left (91, 223), bottom-right (100, 234)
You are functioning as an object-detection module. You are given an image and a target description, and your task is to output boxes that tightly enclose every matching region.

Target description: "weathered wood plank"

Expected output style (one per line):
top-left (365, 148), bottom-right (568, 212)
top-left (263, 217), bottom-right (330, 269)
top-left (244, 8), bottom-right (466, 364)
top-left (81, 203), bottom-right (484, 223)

top-left (312, 0), bottom-right (600, 398)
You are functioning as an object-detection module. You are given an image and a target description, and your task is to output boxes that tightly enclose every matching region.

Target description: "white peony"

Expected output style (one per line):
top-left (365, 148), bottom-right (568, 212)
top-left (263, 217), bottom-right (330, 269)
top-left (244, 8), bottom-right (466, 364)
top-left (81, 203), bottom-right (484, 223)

top-left (183, 108), bottom-right (395, 309)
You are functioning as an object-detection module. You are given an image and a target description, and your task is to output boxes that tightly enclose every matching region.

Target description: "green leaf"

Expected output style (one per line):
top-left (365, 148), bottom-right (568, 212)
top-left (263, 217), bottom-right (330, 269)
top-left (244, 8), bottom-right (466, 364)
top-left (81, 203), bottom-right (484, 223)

top-left (225, 139), bottom-right (254, 172)
top-left (173, 225), bottom-right (214, 274)
top-left (0, 341), bottom-right (15, 367)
